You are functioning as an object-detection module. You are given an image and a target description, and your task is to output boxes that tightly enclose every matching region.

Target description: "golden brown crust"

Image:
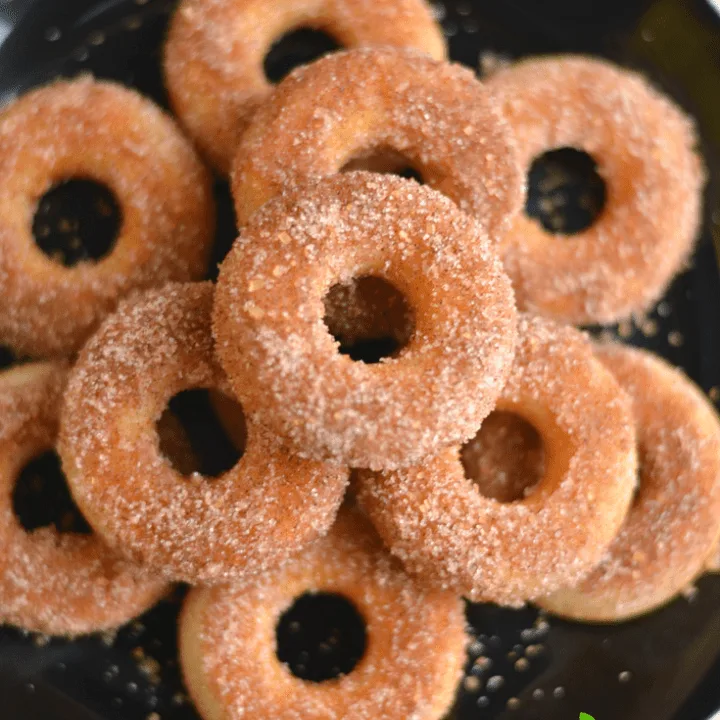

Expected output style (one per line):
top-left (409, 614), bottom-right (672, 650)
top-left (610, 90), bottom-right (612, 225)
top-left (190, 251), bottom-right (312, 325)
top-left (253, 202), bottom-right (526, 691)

top-left (0, 362), bottom-right (169, 636)
top-left (59, 282), bottom-right (348, 584)
top-left (540, 345), bottom-right (720, 621)
top-left (231, 46), bottom-right (522, 238)
top-left (213, 172), bottom-right (518, 470)
top-left (179, 509), bottom-right (467, 720)
top-left (358, 315), bottom-right (637, 604)
top-left (0, 77), bottom-right (215, 358)
top-left (486, 55), bottom-right (704, 325)
top-left (164, 0), bottom-right (446, 173)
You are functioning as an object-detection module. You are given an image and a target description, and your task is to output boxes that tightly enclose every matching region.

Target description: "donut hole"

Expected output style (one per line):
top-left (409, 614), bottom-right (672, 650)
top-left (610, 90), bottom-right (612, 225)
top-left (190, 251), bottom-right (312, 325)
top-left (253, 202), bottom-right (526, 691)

top-left (461, 411), bottom-right (546, 503)
top-left (12, 450), bottom-right (92, 534)
top-left (525, 147), bottom-right (606, 235)
top-left (33, 179), bottom-right (122, 266)
top-left (341, 147), bottom-right (425, 184)
top-left (157, 389), bottom-right (246, 478)
top-left (263, 27), bottom-right (342, 83)
top-left (276, 592), bottom-right (367, 682)
top-left (323, 275), bottom-right (415, 364)
top-left (0, 346), bottom-right (16, 370)
top-left (632, 444), bottom-right (652, 507)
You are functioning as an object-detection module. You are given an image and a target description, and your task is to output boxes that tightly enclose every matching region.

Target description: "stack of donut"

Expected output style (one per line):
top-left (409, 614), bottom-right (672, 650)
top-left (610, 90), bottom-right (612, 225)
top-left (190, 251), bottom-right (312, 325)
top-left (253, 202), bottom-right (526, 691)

top-left (0, 0), bottom-right (718, 717)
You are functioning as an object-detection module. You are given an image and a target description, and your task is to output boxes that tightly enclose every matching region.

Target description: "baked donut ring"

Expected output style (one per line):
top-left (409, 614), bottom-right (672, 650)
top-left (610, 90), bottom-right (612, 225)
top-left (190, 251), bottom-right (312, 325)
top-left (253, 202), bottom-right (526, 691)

top-left (231, 47), bottom-right (522, 237)
top-left (357, 315), bottom-right (637, 604)
top-left (0, 362), bottom-right (169, 636)
top-left (179, 509), bottom-right (467, 720)
top-left (540, 345), bottom-right (720, 622)
top-left (59, 282), bottom-right (348, 583)
top-left (213, 172), bottom-right (518, 470)
top-left (165, 0), bottom-right (445, 174)
top-left (486, 55), bottom-right (704, 325)
top-left (0, 77), bottom-right (215, 358)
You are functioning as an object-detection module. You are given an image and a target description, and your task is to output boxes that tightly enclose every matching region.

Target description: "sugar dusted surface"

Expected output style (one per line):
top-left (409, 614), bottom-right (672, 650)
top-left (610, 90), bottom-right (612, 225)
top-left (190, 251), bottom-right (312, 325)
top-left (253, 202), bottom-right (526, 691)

top-left (0, 76), bottom-right (215, 358)
top-left (164, 0), bottom-right (446, 173)
top-left (214, 172), bottom-right (518, 470)
top-left (358, 315), bottom-right (638, 604)
top-left (59, 282), bottom-right (348, 583)
top-left (0, 362), bottom-right (168, 636)
top-left (487, 55), bottom-right (705, 325)
top-left (541, 345), bottom-right (720, 621)
top-left (179, 509), bottom-right (467, 720)
top-left (231, 45), bottom-right (522, 238)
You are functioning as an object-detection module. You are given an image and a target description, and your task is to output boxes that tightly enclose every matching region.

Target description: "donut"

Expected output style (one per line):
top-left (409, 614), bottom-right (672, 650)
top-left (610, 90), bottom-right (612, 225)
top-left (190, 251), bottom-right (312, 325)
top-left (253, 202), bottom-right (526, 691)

top-left (485, 55), bottom-right (704, 325)
top-left (179, 509), bottom-right (467, 720)
top-left (213, 172), bottom-right (518, 470)
top-left (539, 345), bottom-right (720, 622)
top-left (59, 282), bottom-right (348, 583)
top-left (164, 0), bottom-right (446, 174)
top-left (0, 77), bottom-right (215, 358)
top-left (0, 362), bottom-right (169, 635)
top-left (231, 47), bottom-right (522, 238)
top-left (357, 314), bottom-right (637, 605)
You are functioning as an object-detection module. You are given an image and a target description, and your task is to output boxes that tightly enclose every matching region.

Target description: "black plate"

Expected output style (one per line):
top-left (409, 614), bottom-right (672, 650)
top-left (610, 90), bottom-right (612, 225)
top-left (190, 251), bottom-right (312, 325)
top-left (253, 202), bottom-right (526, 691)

top-left (2, 0), bottom-right (720, 718)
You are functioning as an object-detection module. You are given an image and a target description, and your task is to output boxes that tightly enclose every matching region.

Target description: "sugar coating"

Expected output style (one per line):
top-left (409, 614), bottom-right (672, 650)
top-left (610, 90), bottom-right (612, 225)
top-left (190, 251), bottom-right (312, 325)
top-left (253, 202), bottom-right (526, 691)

top-left (487, 55), bottom-right (705, 325)
top-left (213, 172), bottom-right (518, 470)
top-left (231, 46), bottom-right (522, 239)
top-left (58, 282), bottom-right (348, 584)
top-left (357, 315), bottom-right (638, 604)
top-left (0, 76), bottom-right (215, 358)
top-left (164, 0), bottom-right (446, 173)
top-left (540, 344), bottom-right (720, 622)
top-left (0, 362), bottom-right (169, 636)
top-left (179, 509), bottom-right (467, 720)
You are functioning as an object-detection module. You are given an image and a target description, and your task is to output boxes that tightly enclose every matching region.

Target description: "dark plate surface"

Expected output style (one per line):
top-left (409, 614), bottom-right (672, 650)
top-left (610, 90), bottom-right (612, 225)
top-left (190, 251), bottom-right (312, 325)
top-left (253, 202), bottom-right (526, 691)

top-left (2, 0), bottom-right (720, 718)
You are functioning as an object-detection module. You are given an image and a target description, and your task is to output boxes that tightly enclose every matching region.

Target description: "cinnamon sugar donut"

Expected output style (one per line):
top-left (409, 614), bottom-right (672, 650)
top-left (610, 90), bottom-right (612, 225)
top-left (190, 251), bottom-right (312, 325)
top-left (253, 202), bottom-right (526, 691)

top-left (231, 47), bottom-right (522, 238)
top-left (164, 0), bottom-right (446, 174)
top-left (486, 55), bottom-right (704, 325)
top-left (0, 362), bottom-right (169, 635)
top-left (0, 77), bottom-right (215, 358)
top-left (540, 345), bottom-right (720, 622)
top-left (357, 315), bottom-right (637, 604)
top-left (59, 282), bottom-right (348, 583)
top-left (213, 172), bottom-right (518, 470)
top-left (179, 509), bottom-right (467, 720)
